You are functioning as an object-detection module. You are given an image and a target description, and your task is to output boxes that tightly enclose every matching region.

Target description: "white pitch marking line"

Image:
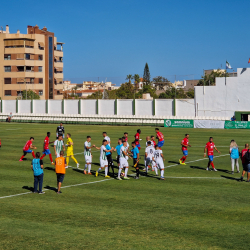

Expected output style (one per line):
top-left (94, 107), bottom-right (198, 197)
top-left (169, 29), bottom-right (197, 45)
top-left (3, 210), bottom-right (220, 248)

top-left (0, 179), bottom-right (113, 200)
top-left (165, 177), bottom-right (224, 179)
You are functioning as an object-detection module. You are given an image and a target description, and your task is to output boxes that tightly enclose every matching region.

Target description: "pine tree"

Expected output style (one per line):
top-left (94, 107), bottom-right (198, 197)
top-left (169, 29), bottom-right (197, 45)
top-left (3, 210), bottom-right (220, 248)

top-left (143, 63), bottom-right (151, 86)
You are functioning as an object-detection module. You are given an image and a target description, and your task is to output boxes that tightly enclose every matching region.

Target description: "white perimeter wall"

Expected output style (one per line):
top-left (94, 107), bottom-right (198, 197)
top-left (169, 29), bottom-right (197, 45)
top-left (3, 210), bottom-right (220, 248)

top-left (155, 99), bottom-right (173, 116)
top-left (18, 100), bottom-right (31, 113)
top-left (135, 100), bottom-right (153, 116)
top-left (99, 100), bottom-right (115, 115)
top-left (81, 100), bottom-right (96, 115)
top-left (33, 100), bottom-right (46, 114)
top-left (48, 100), bottom-right (62, 114)
top-left (117, 100), bottom-right (133, 115)
top-left (176, 99), bottom-right (195, 117)
top-left (195, 68), bottom-right (250, 118)
top-left (3, 100), bottom-right (16, 113)
top-left (64, 100), bottom-right (79, 114)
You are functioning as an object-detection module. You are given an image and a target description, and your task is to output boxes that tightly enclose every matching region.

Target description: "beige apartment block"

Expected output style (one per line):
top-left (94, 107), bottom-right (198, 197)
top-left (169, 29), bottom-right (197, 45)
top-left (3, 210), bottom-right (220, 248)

top-left (0, 25), bottom-right (64, 100)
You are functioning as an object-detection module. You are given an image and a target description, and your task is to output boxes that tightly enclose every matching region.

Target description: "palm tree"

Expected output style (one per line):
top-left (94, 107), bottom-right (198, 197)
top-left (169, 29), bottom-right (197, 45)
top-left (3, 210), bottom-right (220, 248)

top-left (126, 74), bottom-right (134, 84)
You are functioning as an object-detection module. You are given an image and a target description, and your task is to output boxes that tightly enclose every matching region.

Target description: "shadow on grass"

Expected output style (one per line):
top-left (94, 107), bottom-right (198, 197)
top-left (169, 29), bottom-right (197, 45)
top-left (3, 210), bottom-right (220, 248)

top-left (44, 167), bottom-right (55, 171)
top-left (190, 165), bottom-right (206, 171)
top-left (168, 161), bottom-right (179, 164)
top-left (216, 168), bottom-right (231, 174)
top-left (221, 175), bottom-right (241, 181)
top-left (22, 186), bottom-right (34, 192)
top-left (72, 168), bottom-right (83, 174)
top-left (44, 185), bottom-right (57, 192)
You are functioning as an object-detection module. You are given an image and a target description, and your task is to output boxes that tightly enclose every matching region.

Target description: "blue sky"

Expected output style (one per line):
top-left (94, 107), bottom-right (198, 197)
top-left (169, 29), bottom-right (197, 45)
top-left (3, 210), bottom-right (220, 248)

top-left (2, 0), bottom-right (250, 84)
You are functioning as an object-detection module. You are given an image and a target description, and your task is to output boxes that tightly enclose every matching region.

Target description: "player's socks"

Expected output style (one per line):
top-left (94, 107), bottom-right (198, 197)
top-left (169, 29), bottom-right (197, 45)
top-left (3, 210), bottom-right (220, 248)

top-left (32, 151), bottom-right (35, 158)
top-left (40, 154), bottom-right (45, 160)
top-left (105, 167), bottom-right (108, 176)
top-left (88, 164), bottom-right (91, 173)
top-left (84, 164), bottom-right (87, 170)
top-left (71, 156), bottom-right (78, 164)
top-left (125, 167), bottom-right (128, 177)
top-left (182, 156), bottom-right (187, 163)
top-left (20, 155), bottom-right (25, 160)
top-left (49, 154), bottom-right (53, 163)
top-left (161, 169), bottom-right (164, 177)
top-left (136, 168), bottom-right (139, 178)
top-left (66, 157), bottom-right (69, 165)
top-left (155, 167), bottom-right (158, 175)
top-left (118, 168), bottom-right (121, 178)
top-left (97, 167), bottom-right (101, 172)
top-left (211, 162), bottom-right (215, 169)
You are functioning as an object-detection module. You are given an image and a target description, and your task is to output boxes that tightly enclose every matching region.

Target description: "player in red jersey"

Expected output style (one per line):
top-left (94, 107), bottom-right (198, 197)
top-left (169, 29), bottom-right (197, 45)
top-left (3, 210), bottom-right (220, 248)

top-left (204, 137), bottom-right (220, 171)
top-left (155, 128), bottom-right (164, 149)
top-left (134, 129), bottom-right (141, 150)
top-left (19, 137), bottom-right (36, 161)
top-left (124, 132), bottom-right (128, 142)
top-left (151, 135), bottom-right (156, 147)
top-left (179, 134), bottom-right (191, 165)
top-left (240, 144), bottom-right (250, 181)
top-left (40, 132), bottom-right (54, 164)
top-left (0, 139), bottom-right (1, 148)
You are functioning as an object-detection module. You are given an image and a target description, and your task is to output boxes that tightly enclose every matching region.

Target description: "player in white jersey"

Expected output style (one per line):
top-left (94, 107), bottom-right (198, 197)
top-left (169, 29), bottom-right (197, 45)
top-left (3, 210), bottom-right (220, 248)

top-left (54, 135), bottom-right (65, 158)
top-left (153, 144), bottom-right (165, 180)
top-left (118, 141), bottom-right (132, 180)
top-left (103, 132), bottom-right (111, 146)
top-left (83, 136), bottom-right (96, 175)
top-left (145, 141), bottom-right (156, 175)
top-left (95, 139), bottom-right (113, 178)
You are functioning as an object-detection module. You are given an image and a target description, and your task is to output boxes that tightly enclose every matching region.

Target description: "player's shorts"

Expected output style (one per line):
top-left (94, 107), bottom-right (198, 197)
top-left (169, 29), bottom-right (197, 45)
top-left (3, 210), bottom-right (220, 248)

top-left (43, 149), bottom-right (51, 155)
top-left (146, 157), bottom-right (155, 167)
top-left (136, 144), bottom-right (141, 150)
top-left (120, 158), bottom-right (128, 168)
top-left (56, 173), bottom-right (65, 183)
top-left (117, 155), bottom-right (120, 164)
top-left (56, 153), bottom-right (60, 158)
top-left (67, 150), bottom-right (73, 157)
top-left (158, 140), bottom-right (164, 147)
top-left (183, 150), bottom-right (188, 156)
top-left (100, 159), bottom-right (108, 168)
top-left (85, 155), bottom-right (92, 164)
top-left (208, 155), bottom-right (214, 162)
top-left (156, 159), bottom-right (164, 170)
top-left (243, 163), bottom-right (248, 172)
top-left (23, 149), bottom-right (32, 154)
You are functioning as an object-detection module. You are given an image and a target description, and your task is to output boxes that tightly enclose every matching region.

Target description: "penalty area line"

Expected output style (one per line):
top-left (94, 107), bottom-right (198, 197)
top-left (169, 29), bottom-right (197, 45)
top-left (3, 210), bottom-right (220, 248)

top-left (164, 154), bottom-right (230, 169)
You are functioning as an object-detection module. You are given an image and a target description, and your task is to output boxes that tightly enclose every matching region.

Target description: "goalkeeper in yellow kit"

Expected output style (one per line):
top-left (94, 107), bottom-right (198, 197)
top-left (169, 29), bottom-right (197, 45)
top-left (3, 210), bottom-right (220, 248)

top-left (65, 133), bottom-right (79, 168)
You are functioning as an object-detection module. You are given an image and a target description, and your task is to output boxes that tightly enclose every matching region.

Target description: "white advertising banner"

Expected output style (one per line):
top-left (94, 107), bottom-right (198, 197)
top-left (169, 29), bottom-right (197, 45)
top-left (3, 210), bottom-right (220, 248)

top-left (194, 120), bottom-right (225, 129)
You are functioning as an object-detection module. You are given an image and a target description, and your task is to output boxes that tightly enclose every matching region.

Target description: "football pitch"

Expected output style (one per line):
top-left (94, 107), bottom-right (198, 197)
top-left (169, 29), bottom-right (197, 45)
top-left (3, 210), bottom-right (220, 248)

top-left (1, 122), bottom-right (250, 249)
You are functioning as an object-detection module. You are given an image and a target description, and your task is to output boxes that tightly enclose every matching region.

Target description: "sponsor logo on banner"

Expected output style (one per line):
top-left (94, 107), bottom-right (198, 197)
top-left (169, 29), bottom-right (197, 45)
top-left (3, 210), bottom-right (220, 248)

top-left (225, 121), bottom-right (250, 129)
top-left (164, 119), bottom-right (194, 128)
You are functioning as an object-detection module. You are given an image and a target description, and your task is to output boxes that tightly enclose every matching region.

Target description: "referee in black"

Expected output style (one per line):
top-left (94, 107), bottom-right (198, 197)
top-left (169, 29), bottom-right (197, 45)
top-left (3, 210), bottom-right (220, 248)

top-left (56, 122), bottom-right (65, 139)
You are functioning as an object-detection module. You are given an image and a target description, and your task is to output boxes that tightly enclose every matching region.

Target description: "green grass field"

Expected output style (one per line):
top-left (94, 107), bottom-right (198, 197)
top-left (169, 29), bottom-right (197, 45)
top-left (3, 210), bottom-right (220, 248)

top-left (1, 122), bottom-right (250, 249)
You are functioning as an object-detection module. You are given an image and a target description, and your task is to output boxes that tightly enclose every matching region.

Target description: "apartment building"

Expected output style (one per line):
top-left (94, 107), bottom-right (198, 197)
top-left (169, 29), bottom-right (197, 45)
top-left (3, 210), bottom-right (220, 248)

top-left (0, 25), bottom-right (64, 100)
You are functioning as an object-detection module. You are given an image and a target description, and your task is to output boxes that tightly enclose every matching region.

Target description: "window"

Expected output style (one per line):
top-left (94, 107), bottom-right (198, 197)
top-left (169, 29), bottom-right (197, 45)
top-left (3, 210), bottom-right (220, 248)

top-left (17, 91), bottom-right (23, 96)
top-left (5, 90), bottom-right (11, 96)
top-left (4, 66), bottom-right (11, 72)
top-left (4, 54), bottom-right (11, 60)
top-left (17, 66), bottom-right (24, 72)
top-left (39, 90), bottom-right (43, 96)
top-left (4, 78), bottom-right (11, 84)
top-left (25, 54), bottom-right (30, 60)
top-left (38, 66), bottom-right (42, 72)
top-left (30, 78), bottom-right (34, 83)
top-left (39, 78), bottom-right (43, 84)
top-left (38, 55), bottom-right (43, 60)
top-left (26, 66), bottom-right (34, 72)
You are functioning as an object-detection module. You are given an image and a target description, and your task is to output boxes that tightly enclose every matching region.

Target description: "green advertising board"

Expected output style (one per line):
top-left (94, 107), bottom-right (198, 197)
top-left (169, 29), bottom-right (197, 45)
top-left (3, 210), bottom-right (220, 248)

top-left (225, 121), bottom-right (250, 129)
top-left (164, 119), bottom-right (194, 128)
